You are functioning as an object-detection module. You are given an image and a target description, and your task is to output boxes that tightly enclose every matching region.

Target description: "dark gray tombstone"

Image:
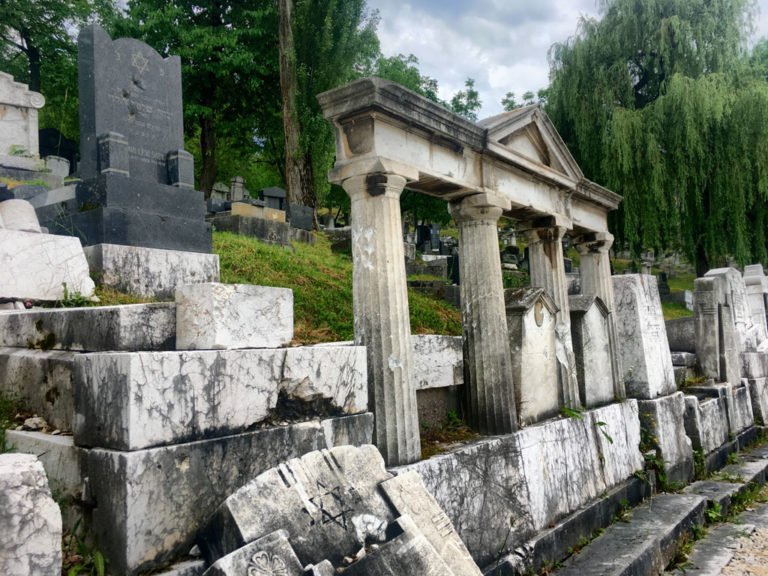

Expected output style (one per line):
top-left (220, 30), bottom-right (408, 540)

top-left (0, 183), bottom-right (11, 202)
top-left (430, 224), bottom-right (440, 251)
top-left (261, 187), bottom-right (286, 211)
top-left (48, 24), bottom-right (210, 253)
top-left (289, 203), bottom-right (313, 231)
top-left (563, 257), bottom-right (573, 274)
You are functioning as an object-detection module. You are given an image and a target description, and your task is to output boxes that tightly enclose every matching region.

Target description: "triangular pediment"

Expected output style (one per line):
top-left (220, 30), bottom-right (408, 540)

top-left (478, 106), bottom-right (583, 181)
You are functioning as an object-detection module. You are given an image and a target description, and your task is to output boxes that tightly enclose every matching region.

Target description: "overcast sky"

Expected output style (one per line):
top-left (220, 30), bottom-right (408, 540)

top-left (368, 0), bottom-right (768, 118)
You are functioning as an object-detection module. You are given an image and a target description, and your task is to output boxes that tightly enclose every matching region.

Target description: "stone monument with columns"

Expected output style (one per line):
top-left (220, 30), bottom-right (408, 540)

top-left (0, 72), bottom-right (45, 171)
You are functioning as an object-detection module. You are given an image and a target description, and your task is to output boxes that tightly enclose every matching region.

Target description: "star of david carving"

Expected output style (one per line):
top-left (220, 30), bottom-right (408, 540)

top-left (303, 482), bottom-right (355, 530)
top-left (131, 51), bottom-right (149, 75)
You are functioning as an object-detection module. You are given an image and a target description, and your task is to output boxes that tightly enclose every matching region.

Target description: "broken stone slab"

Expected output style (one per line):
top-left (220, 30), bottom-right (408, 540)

top-left (342, 515), bottom-right (454, 576)
top-left (683, 480), bottom-right (744, 519)
top-left (683, 395), bottom-right (730, 455)
top-left (379, 471), bottom-right (482, 576)
top-left (74, 345), bottom-right (367, 450)
top-left (637, 392), bottom-right (694, 485)
top-left (686, 381), bottom-right (755, 436)
top-left (84, 243), bottom-right (220, 299)
top-left (411, 334), bottom-right (463, 390)
top-left (0, 303), bottom-right (176, 351)
top-left (0, 228), bottom-right (95, 301)
top-left (612, 275), bottom-right (676, 399)
top-left (0, 198), bottom-right (42, 232)
top-left (199, 445), bottom-right (395, 566)
top-left (0, 347), bottom-right (76, 431)
top-left (397, 401), bottom-right (643, 568)
top-left (666, 317), bottom-right (695, 353)
top-left (3, 431), bottom-right (83, 529)
top-left (175, 283), bottom-right (293, 350)
top-left (153, 560), bottom-right (206, 576)
top-left (0, 453), bottom-right (62, 576)
top-left (203, 530), bottom-right (304, 576)
top-left (84, 413), bottom-right (373, 576)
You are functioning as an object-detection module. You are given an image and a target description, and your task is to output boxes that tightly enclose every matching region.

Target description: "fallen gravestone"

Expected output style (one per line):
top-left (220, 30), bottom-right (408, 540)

top-left (198, 445), bottom-right (481, 575)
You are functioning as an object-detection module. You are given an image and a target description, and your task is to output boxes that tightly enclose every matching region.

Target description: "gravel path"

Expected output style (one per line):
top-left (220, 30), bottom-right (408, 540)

top-left (721, 497), bottom-right (768, 576)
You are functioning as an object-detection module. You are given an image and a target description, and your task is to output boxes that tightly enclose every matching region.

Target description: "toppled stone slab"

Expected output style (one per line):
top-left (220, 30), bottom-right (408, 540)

top-left (85, 243), bottom-right (220, 299)
top-left (638, 392), bottom-right (694, 484)
top-left (613, 275), bottom-right (676, 399)
top-left (75, 345), bottom-right (367, 450)
top-left (0, 454), bottom-right (62, 576)
top-left (199, 445), bottom-right (480, 576)
top-left (411, 334), bottom-right (463, 390)
top-left (397, 401), bottom-right (643, 568)
top-left (85, 413), bottom-right (373, 576)
top-left (0, 347), bottom-right (75, 431)
top-left (176, 283), bottom-right (293, 350)
top-left (556, 494), bottom-right (706, 576)
top-left (204, 530), bottom-right (305, 576)
top-left (0, 228), bottom-right (95, 301)
top-left (0, 303), bottom-right (176, 351)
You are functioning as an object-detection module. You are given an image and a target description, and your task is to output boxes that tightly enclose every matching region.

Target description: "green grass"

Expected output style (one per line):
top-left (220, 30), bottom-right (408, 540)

top-left (662, 301), bottom-right (694, 320)
top-left (215, 231), bottom-right (461, 344)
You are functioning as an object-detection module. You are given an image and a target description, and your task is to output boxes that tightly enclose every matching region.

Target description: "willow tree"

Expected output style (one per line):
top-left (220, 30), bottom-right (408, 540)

top-left (546, 0), bottom-right (764, 274)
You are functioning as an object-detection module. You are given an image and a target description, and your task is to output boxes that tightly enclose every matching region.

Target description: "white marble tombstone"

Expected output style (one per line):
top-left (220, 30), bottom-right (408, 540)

top-left (612, 275), bottom-right (676, 399)
top-left (506, 287), bottom-right (560, 425)
top-left (0, 72), bottom-right (45, 160)
top-left (569, 295), bottom-right (615, 408)
top-left (744, 264), bottom-right (768, 343)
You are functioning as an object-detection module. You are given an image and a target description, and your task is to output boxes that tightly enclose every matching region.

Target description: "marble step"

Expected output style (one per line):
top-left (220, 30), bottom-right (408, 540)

top-left (555, 493), bottom-right (707, 576)
top-left (0, 303), bottom-right (176, 351)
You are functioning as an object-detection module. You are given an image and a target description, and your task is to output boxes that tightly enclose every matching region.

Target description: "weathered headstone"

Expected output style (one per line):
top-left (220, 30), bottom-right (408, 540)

top-left (569, 295), bottom-right (614, 408)
top-left (49, 24), bottom-right (211, 254)
top-left (506, 287), bottom-right (560, 424)
top-left (261, 187), bottom-right (287, 210)
top-left (744, 264), bottom-right (768, 341)
top-left (612, 274), bottom-right (676, 399)
top-left (289, 203), bottom-right (314, 231)
top-left (0, 72), bottom-right (45, 163)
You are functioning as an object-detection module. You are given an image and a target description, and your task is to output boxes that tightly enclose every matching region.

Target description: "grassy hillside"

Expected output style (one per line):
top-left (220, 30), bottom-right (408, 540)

top-left (215, 232), bottom-right (462, 344)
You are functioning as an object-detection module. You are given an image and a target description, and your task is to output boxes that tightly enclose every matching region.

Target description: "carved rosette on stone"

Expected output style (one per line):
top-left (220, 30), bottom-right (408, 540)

top-left (450, 192), bottom-right (517, 434)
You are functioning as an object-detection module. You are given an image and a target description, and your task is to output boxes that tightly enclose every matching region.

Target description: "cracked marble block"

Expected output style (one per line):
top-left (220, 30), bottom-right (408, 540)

top-left (0, 454), bottom-right (62, 576)
top-left (411, 334), bottom-right (463, 390)
top-left (638, 392), bottom-right (694, 484)
top-left (612, 275), bottom-right (676, 399)
top-left (176, 283), bottom-right (293, 350)
top-left (0, 228), bottom-right (95, 301)
top-left (74, 345), bottom-right (367, 450)
top-left (570, 296), bottom-right (616, 408)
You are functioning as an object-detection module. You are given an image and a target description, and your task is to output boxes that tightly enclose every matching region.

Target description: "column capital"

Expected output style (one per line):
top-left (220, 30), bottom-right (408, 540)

top-left (449, 192), bottom-right (510, 223)
top-left (573, 231), bottom-right (614, 255)
top-left (329, 156), bottom-right (419, 186)
top-left (342, 172), bottom-right (409, 201)
top-left (526, 225), bottom-right (568, 243)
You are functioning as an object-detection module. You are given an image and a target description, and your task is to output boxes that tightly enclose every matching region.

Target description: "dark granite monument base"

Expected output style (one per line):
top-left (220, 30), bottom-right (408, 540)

top-left (51, 206), bottom-right (212, 253)
top-left (76, 174), bottom-right (206, 220)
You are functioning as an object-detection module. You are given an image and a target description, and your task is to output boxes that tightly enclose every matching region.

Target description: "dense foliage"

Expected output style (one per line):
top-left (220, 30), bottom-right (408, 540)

top-left (547, 0), bottom-right (767, 274)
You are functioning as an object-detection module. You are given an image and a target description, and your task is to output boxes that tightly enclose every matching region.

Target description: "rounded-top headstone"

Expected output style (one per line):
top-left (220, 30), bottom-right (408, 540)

top-left (0, 199), bottom-right (41, 233)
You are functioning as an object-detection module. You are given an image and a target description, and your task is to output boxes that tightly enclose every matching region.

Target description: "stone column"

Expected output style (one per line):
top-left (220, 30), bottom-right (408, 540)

top-left (574, 232), bottom-right (626, 400)
top-left (526, 219), bottom-right (581, 409)
top-left (449, 193), bottom-right (517, 434)
top-left (341, 171), bottom-right (421, 466)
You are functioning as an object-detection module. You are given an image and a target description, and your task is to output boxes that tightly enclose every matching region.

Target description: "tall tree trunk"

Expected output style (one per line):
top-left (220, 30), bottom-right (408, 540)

top-left (200, 114), bottom-right (216, 198)
top-left (278, 0), bottom-right (315, 223)
top-left (21, 31), bottom-right (41, 92)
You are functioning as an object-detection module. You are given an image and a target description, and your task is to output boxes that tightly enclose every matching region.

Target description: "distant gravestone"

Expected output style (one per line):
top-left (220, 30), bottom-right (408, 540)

top-left (38, 128), bottom-right (78, 173)
top-left (261, 187), bottom-right (286, 211)
top-left (289, 203), bottom-right (313, 231)
top-left (0, 72), bottom-right (45, 162)
top-left (46, 24), bottom-right (211, 254)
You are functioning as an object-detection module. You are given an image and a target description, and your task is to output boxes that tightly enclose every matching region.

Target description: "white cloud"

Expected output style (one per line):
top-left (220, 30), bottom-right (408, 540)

top-left (369, 0), bottom-right (768, 118)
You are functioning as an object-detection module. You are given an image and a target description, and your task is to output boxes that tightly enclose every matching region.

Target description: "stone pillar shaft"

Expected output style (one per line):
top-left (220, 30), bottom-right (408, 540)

top-left (527, 224), bottom-right (581, 408)
top-left (575, 232), bottom-right (626, 400)
top-left (451, 194), bottom-right (517, 434)
top-left (342, 173), bottom-right (420, 466)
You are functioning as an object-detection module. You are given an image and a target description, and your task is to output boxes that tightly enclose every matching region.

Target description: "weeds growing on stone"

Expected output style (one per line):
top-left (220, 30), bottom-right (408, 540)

top-left (62, 519), bottom-right (106, 576)
top-left (420, 411), bottom-right (479, 459)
